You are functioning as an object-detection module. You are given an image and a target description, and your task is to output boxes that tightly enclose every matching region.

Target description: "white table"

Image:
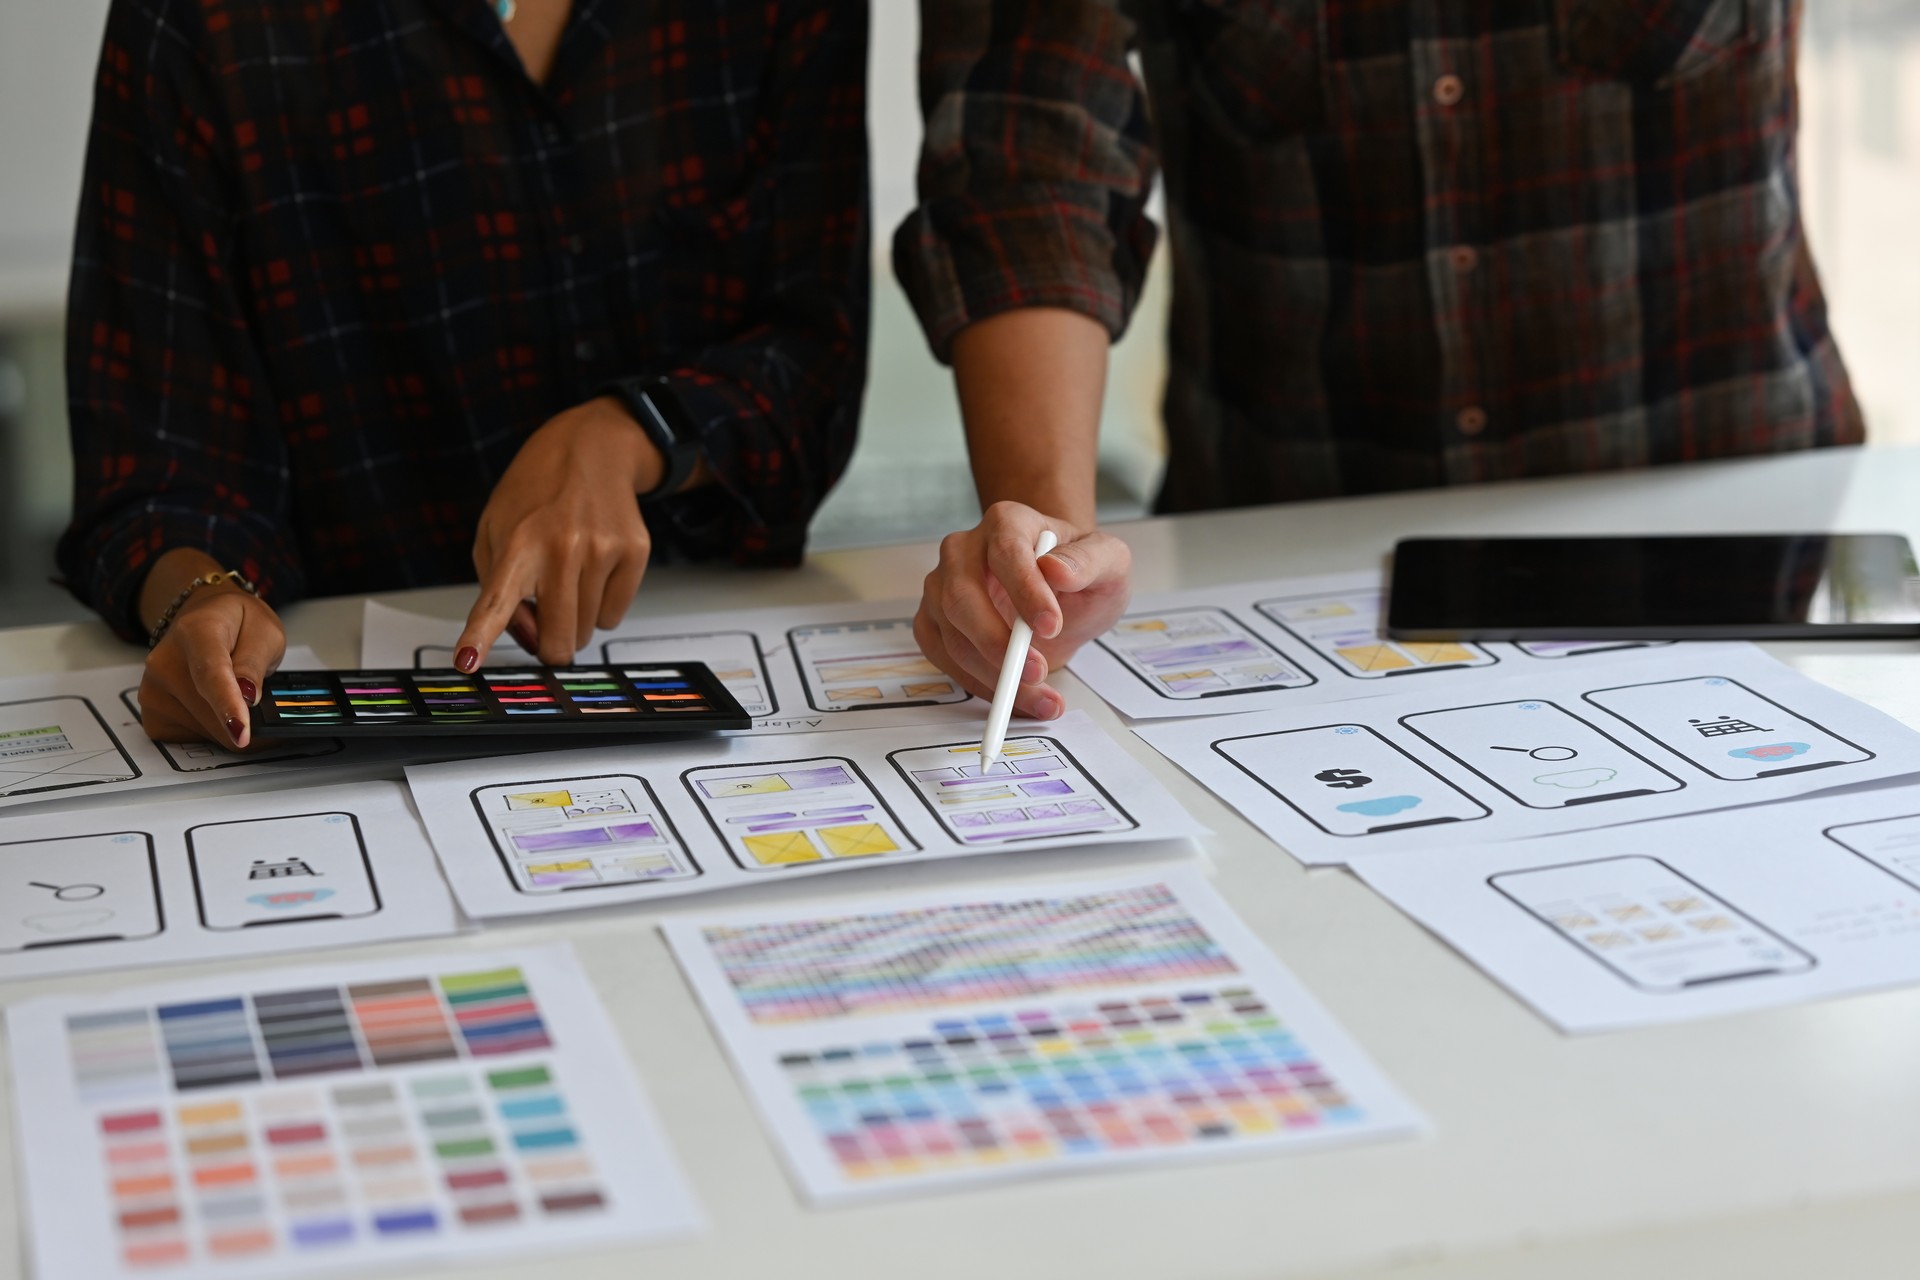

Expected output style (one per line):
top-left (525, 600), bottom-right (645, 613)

top-left (7, 445), bottom-right (1920, 1280)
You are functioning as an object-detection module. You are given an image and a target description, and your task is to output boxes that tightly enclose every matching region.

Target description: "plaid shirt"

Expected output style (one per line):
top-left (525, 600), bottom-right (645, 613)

top-left (895, 0), bottom-right (1861, 512)
top-left (62, 0), bottom-right (869, 640)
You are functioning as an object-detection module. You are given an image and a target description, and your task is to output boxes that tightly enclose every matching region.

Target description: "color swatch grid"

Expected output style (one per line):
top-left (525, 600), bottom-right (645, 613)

top-left (64, 967), bottom-right (597, 1270)
top-left (703, 884), bottom-right (1239, 1023)
top-left (256, 665), bottom-right (742, 733)
top-left (783, 987), bottom-right (1364, 1182)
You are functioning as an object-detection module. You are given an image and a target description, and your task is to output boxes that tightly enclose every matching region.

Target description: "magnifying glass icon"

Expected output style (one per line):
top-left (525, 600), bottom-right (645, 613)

top-left (1492, 745), bottom-right (1578, 762)
top-left (28, 881), bottom-right (106, 901)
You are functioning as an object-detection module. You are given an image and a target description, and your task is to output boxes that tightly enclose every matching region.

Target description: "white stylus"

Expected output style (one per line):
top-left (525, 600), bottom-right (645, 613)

top-left (980, 529), bottom-right (1060, 773)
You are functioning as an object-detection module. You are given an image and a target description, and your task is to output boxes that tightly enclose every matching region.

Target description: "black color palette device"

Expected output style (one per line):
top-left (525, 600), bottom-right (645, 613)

top-left (252, 663), bottom-right (752, 735)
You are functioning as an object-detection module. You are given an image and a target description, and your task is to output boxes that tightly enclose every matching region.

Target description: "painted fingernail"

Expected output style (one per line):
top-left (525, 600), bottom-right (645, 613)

top-left (226, 716), bottom-right (245, 745)
top-left (237, 677), bottom-right (257, 706)
top-left (1023, 654), bottom-right (1044, 684)
top-left (455, 646), bottom-right (479, 672)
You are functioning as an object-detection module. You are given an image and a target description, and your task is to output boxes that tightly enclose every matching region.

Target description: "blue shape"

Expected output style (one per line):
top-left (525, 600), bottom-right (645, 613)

top-left (1728, 742), bottom-right (1811, 762)
top-left (1336, 794), bottom-right (1422, 818)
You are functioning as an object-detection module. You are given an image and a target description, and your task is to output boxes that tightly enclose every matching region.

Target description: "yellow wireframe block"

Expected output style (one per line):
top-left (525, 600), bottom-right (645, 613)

top-left (742, 831), bottom-right (820, 865)
top-left (818, 823), bottom-right (900, 858)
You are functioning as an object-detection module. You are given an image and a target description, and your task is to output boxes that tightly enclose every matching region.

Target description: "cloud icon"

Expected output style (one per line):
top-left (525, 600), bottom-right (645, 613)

top-left (1337, 795), bottom-right (1423, 817)
top-left (1728, 742), bottom-right (1810, 762)
top-left (1533, 767), bottom-right (1618, 790)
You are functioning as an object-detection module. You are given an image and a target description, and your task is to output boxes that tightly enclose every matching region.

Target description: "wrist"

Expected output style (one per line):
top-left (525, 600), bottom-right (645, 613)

top-left (560, 396), bottom-right (666, 494)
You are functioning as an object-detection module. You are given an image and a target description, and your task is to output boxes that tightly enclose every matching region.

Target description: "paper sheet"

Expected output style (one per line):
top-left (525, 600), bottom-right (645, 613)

top-left (1135, 646), bottom-right (1920, 864)
top-left (8, 944), bottom-right (701, 1278)
top-left (662, 867), bottom-right (1425, 1204)
top-left (0, 648), bottom-right (379, 813)
top-left (405, 711), bottom-right (1204, 918)
top-left (1068, 570), bottom-right (1683, 720)
top-left (1351, 782), bottom-right (1920, 1031)
top-left (363, 598), bottom-right (990, 735)
top-left (0, 780), bottom-right (463, 982)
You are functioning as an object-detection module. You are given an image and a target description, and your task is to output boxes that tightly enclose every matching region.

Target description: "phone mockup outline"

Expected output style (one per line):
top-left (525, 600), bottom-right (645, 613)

top-left (1582, 675), bottom-right (1873, 781)
top-left (886, 736), bottom-right (1140, 845)
top-left (0, 831), bottom-right (164, 952)
top-left (471, 773), bottom-right (702, 895)
top-left (1094, 607), bottom-right (1316, 701)
top-left (1490, 855), bottom-right (1815, 992)
top-left (1400, 699), bottom-right (1685, 809)
top-left (681, 755), bottom-right (921, 872)
top-left (1256, 589), bottom-right (1498, 679)
top-left (186, 812), bottom-right (382, 929)
top-left (0, 696), bottom-right (141, 798)
top-left (120, 687), bottom-right (345, 772)
top-left (1211, 723), bottom-right (1491, 837)
top-left (603, 630), bottom-right (777, 718)
top-left (786, 620), bottom-right (973, 714)
top-left (1823, 813), bottom-right (1920, 894)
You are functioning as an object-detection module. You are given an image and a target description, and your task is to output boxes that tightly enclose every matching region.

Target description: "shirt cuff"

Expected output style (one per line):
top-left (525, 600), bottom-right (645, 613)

top-left (645, 370), bottom-right (814, 568)
top-left (57, 505), bottom-right (304, 644)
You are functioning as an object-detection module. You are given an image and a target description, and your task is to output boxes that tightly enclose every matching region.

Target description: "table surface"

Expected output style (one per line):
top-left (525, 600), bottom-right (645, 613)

top-left (7, 445), bottom-right (1920, 1280)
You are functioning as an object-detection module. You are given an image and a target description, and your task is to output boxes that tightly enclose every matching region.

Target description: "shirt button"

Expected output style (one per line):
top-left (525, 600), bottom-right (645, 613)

top-left (1450, 246), bottom-right (1479, 274)
top-left (1457, 406), bottom-right (1488, 436)
top-left (1434, 74), bottom-right (1465, 107)
top-left (574, 340), bottom-right (597, 363)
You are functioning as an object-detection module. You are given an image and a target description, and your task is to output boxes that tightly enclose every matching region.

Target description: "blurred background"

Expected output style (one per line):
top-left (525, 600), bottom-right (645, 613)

top-left (0, 2), bottom-right (1915, 627)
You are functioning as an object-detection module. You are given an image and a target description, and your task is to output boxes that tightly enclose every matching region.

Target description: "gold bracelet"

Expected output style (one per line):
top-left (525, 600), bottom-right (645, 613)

top-left (146, 570), bottom-right (258, 649)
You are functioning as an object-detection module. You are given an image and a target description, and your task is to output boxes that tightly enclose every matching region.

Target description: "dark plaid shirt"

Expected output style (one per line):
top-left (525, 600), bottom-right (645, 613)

top-left (895, 0), bottom-right (1861, 512)
top-left (62, 0), bottom-right (869, 640)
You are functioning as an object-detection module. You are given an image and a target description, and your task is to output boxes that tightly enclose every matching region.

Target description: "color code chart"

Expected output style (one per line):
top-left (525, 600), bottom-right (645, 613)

top-left (666, 872), bottom-right (1424, 1204)
top-left (704, 883), bottom-right (1237, 1022)
top-left (12, 946), bottom-right (701, 1279)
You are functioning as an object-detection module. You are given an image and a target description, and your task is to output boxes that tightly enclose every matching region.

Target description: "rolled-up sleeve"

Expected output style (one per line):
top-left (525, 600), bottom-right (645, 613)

top-left (59, 0), bottom-right (303, 641)
top-left (892, 0), bottom-right (1160, 364)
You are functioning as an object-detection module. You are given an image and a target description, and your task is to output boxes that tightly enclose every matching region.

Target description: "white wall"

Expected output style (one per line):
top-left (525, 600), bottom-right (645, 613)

top-left (0, 0), bottom-right (110, 319)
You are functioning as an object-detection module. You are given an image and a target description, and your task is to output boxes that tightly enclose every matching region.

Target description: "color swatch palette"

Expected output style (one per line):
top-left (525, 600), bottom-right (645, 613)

top-left (666, 872), bottom-right (1425, 1204)
top-left (253, 664), bottom-right (749, 736)
top-left (704, 883), bottom-right (1238, 1022)
top-left (13, 947), bottom-right (703, 1278)
top-left (86, 968), bottom-right (554, 1101)
top-left (786, 987), bottom-right (1361, 1181)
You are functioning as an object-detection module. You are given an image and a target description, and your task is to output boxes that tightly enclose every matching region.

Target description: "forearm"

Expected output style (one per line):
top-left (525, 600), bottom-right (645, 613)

top-left (950, 307), bottom-right (1109, 528)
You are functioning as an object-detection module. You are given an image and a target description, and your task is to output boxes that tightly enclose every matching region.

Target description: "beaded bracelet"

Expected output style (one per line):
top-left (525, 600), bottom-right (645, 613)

top-left (146, 570), bottom-right (258, 649)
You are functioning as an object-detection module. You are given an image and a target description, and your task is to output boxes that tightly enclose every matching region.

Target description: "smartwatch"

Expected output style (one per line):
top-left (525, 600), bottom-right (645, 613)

top-left (600, 375), bottom-right (703, 502)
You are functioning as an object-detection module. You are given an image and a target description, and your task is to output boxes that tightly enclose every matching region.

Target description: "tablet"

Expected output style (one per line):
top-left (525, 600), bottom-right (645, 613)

top-left (1386, 534), bottom-right (1920, 640)
top-left (252, 663), bottom-right (751, 736)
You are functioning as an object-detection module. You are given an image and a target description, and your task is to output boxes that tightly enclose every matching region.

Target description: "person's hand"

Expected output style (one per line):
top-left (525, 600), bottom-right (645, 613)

top-left (140, 585), bottom-right (286, 749)
top-left (454, 396), bottom-right (660, 668)
top-left (914, 500), bottom-right (1132, 720)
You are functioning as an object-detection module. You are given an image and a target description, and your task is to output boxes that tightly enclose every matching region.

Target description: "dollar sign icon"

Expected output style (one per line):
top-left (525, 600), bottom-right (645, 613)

top-left (1314, 768), bottom-right (1371, 789)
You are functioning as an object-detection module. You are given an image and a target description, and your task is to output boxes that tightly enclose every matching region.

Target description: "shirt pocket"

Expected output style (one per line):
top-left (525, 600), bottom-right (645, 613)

top-left (1553, 0), bottom-right (1754, 85)
top-left (1171, 0), bottom-right (1325, 140)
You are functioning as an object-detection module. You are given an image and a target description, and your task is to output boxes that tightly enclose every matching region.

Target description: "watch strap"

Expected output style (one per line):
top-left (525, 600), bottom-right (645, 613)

top-left (601, 375), bottom-right (702, 503)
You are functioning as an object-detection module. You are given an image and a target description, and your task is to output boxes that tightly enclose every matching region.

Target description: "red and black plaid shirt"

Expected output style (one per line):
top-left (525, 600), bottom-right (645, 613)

top-left (895, 0), bottom-right (1862, 512)
top-left (62, 0), bottom-right (869, 640)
